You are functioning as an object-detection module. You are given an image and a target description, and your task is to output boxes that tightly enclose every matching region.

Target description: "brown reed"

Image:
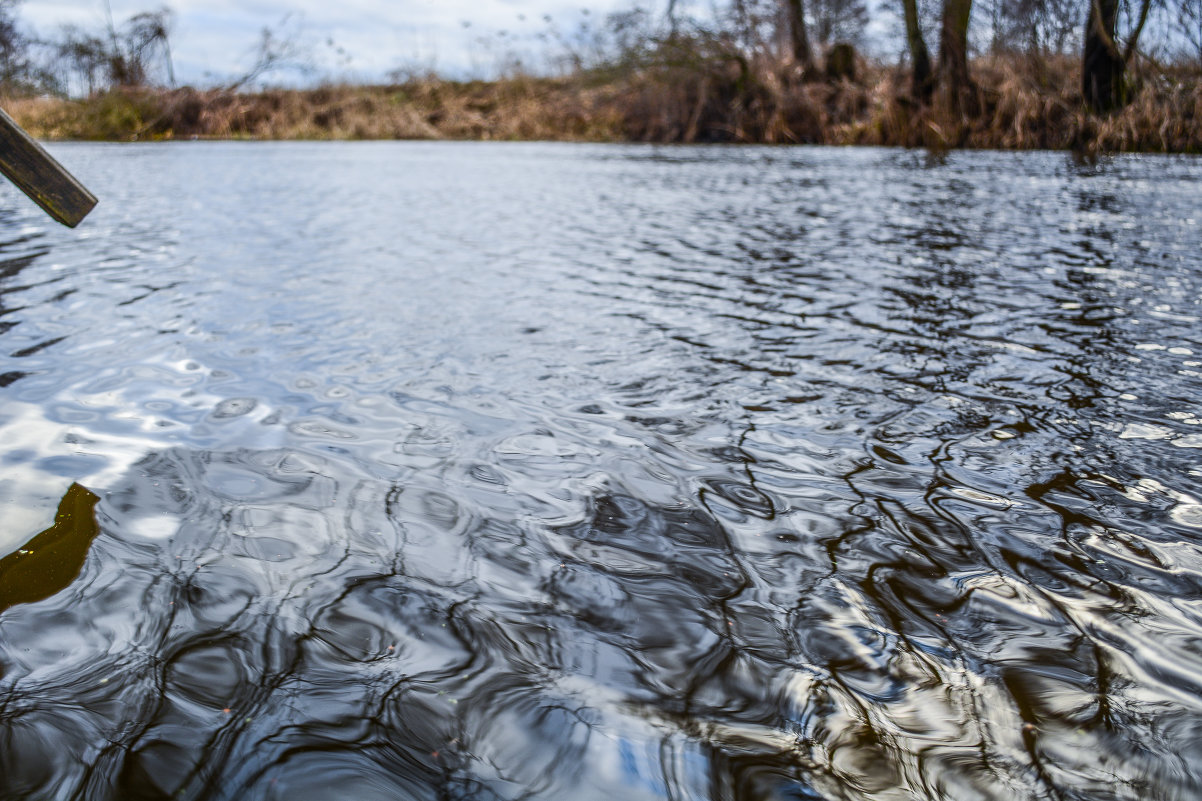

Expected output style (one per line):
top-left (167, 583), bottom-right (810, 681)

top-left (4, 53), bottom-right (1199, 152)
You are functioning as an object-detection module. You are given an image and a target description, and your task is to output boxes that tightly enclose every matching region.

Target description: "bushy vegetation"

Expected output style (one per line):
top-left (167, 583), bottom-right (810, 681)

top-left (0, 0), bottom-right (1200, 152)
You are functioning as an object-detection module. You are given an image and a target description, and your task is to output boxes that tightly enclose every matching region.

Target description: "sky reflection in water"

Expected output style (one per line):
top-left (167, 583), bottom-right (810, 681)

top-left (1, 143), bottom-right (1202, 800)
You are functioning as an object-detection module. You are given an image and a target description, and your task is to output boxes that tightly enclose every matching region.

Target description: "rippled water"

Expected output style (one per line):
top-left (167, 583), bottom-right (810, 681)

top-left (2, 142), bottom-right (1202, 800)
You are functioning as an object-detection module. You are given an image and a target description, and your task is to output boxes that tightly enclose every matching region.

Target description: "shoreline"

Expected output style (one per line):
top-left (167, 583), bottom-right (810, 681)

top-left (5, 57), bottom-right (1200, 154)
top-left (32, 139), bottom-right (1202, 159)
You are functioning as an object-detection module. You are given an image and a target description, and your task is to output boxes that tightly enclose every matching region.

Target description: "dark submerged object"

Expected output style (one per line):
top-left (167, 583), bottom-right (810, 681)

top-left (0, 483), bottom-right (100, 615)
top-left (0, 107), bottom-right (97, 227)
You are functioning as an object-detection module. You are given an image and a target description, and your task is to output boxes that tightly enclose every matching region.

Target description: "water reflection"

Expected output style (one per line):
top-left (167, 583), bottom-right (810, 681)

top-left (2, 144), bottom-right (1202, 799)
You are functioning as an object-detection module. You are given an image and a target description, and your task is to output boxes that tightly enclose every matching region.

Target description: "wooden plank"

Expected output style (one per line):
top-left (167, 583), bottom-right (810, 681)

top-left (0, 106), bottom-right (97, 228)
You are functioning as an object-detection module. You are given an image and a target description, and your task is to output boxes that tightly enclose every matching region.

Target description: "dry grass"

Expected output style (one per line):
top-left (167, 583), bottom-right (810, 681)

top-left (4, 54), bottom-right (1200, 152)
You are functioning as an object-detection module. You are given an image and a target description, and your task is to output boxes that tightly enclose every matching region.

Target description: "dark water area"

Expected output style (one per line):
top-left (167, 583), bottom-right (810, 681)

top-left (2, 142), bottom-right (1202, 800)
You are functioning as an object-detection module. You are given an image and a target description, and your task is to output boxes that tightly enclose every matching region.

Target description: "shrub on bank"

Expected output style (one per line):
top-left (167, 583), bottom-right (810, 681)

top-left (3, 54), bottom-right (1199, 152)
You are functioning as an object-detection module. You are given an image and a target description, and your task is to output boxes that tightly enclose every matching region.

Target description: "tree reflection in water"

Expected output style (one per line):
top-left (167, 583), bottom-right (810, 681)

top-left (1, 144), bottom-right (1201, 800)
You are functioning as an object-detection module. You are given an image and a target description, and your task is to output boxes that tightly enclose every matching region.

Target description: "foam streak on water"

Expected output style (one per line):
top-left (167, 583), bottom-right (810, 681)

top-left (2, 143), bottom-right (1202, 800)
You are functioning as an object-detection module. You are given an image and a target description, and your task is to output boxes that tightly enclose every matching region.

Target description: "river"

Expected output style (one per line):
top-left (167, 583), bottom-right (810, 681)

top-left (1, 142), bottom-right (1201, 800)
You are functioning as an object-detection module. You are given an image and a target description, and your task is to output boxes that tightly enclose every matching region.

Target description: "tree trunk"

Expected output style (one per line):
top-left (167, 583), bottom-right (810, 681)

top-left (785, 0), bottom-right (815, 73)
top-left (1083, 0), bottom-right (1122, 111)
top-left (901, 0), bottom-right (933, 101)
top-left (825, 42), bottom-right (857, 81)
top-left (938, 0), bottom-right (974, 111)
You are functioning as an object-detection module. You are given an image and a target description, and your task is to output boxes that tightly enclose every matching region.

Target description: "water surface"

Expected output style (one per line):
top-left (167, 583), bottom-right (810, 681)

top-left (2, 142), bottom-right (1202, 800)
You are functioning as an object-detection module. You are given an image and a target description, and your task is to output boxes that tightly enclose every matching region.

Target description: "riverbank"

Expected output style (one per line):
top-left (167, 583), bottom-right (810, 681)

top-left (5, 55), bottom-right (1200, 152)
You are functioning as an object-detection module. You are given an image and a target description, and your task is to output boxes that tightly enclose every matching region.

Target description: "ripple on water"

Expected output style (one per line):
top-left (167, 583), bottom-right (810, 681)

top-left (2, 144), bottom-right (1202, 800)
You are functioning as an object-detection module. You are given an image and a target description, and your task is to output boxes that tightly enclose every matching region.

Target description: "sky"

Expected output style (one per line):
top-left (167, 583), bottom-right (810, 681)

top-left (19, 0), bottom-right (642, 85)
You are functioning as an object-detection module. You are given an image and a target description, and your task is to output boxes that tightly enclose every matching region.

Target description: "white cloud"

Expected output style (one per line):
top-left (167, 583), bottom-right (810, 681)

top-left (20, 0), bottom-right (640, 85)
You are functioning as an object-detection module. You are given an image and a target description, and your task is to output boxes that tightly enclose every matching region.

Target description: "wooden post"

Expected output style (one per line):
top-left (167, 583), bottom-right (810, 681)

top-left (0, 107), bottom-right (98, 228)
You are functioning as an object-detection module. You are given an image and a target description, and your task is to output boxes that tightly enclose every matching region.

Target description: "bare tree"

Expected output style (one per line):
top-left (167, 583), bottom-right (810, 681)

top-left (902, 0), bottom-right (935, 100)
top-left (0, 0), bottom-right (29, 90)
top-left (785, 0), bottom-right (816, 70)
top-left (809, 0), bottom-right (870, 48)
top-left (48, 6), bottom-right (175, 91)
top-left (124, 9), bottom-right (175, 86)
top-left (1184, 0), bottom-right (1202, 66)
top-left (939, 0), bottom-right (975, 110)
top-left (227, 16), bottom-right (313, 90)
top-left (1082, 0), bottom-right (1154, 111)
top-left (51, 27), bottom-right (109, 95)
top-left (990, 0), bottom-right (1081, 54)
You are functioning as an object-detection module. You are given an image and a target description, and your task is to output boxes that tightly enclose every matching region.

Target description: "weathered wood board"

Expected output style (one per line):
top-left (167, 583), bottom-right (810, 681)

top-left (0, 107), bottom-right (98, 227)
